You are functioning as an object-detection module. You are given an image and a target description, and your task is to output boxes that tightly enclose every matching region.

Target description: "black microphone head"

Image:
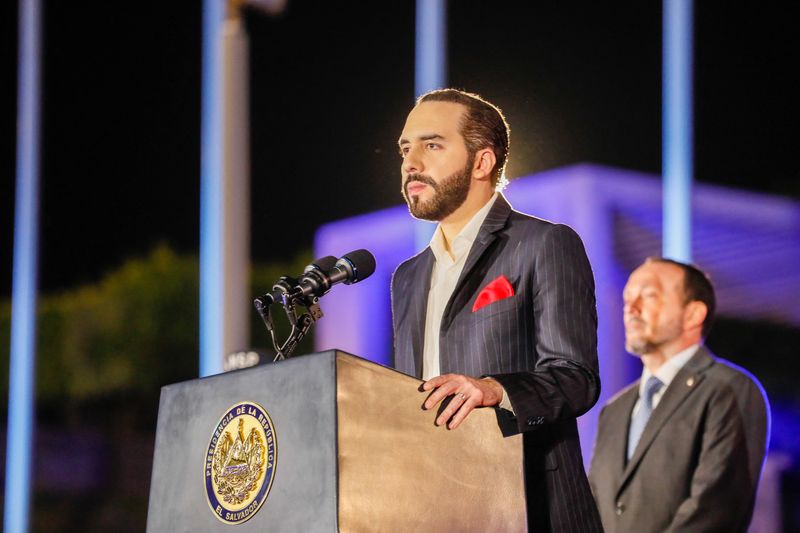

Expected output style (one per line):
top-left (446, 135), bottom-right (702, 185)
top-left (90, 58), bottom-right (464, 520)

top-left (304, 255), bottom-right (337, 274)
top-left (336, 249), bottom-right (376, 284)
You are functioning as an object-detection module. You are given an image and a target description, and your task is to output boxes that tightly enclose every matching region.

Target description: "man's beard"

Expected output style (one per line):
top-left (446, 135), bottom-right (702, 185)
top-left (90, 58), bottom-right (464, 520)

top-left (625, 315), bottom-right (683, 356)
top-left (625, 318), bottom-right (655, 355)
top-left (625, 337), bottom-right (655, 356)
top-left (402, 162), bottom-right (472, 222)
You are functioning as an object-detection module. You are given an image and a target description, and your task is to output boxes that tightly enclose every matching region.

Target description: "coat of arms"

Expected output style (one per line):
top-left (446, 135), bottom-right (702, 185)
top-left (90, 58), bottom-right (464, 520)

top-left (205, 401), bottom-right (277, 525)
top-left (213, 418), bottom-right (265, 504)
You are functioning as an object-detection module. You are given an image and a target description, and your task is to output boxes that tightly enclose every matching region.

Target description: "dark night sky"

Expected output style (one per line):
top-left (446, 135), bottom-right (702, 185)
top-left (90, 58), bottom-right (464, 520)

top-left (2, 2), bottom-right (799, 298)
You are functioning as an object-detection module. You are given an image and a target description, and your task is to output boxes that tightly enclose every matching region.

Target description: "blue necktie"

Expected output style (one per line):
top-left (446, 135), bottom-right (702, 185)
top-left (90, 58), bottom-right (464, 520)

top-left (627, 376), bottom-right (664, 460)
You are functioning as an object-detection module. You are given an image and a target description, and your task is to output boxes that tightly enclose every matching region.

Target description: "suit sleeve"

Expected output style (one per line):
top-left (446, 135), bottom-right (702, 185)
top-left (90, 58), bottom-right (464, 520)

top-left (390, 262), bottom-right (414, 376)
top-left (665, 382), bottom-right (754, 532)
top-left (733, 371), bottom-right (770, 490)
top-left (489, 223), bottom-right (601, 432)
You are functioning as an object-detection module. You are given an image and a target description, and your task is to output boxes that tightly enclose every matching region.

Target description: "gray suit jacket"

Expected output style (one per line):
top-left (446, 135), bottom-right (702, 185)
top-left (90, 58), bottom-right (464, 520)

top-left (391, 195), bottom-right (603, 532)
top-left (588, 346), bottom-right (770, 533)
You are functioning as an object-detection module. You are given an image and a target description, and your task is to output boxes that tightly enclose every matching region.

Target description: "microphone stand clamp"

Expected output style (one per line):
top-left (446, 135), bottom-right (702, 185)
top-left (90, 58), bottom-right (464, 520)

top-left (253, 276), bottom-right (325, 361)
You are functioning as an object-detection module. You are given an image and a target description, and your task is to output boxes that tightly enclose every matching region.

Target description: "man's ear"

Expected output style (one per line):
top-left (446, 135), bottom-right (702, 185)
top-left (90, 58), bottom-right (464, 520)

top-left (684, 301), bottom-right (708, 332)
top-left (472, 148), bottom-right (496, 182)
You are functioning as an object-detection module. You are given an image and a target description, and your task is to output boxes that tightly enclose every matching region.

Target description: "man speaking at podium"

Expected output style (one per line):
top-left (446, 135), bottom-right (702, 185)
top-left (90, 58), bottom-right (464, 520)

top-left (391, 89), bottom-right (603, 532)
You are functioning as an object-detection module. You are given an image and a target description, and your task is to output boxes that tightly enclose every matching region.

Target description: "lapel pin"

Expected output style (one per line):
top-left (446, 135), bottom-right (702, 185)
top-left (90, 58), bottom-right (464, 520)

top-left (686, 377), bottom-right (695, 387)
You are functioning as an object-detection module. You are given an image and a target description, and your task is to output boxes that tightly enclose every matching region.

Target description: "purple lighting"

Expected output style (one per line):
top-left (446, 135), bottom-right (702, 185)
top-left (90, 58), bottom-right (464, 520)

top-left (315, 163), bottom-right (800, 464)
top-left (314, 206), bottom-right (417, 366)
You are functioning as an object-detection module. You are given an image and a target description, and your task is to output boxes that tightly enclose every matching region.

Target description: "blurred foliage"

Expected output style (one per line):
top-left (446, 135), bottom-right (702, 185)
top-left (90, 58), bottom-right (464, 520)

top-left (0, 244), bottom-right (314, 410)
top-left (0, 244), bottom-right (316, 530)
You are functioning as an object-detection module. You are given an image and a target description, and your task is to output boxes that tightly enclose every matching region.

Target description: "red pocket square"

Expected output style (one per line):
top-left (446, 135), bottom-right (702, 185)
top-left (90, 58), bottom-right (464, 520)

top-left (472, 275), bottom-right (515, 312)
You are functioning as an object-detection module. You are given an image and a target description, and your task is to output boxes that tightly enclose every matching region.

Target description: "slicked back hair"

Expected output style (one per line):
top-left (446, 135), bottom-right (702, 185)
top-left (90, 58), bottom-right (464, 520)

top-left (417, 88), bottom-right (510, 188)
top-left (647, 257), bottom-right (717, 338)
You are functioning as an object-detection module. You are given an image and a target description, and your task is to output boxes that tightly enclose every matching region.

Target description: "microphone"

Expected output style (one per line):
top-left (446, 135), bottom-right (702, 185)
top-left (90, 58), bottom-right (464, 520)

top-left (327, 249), bottom-right (376, 286)
top-left (254, 256), bottom-right (335, 308)
top-left (254, 250), bottom-right (376, 307)
top-left (304, 255), bottom-right (338, 274)
top-left (252, 249), bottom-right (375, 360)
top-left (282, 255), bottom-right (338, 300)
top-left (293, 249), bottom-right (376, 299)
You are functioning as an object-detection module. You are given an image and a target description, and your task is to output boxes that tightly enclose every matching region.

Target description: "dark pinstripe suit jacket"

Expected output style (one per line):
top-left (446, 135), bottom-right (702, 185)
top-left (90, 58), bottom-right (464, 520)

top-left (391, 195), bottom-right (603, 532)
top-left (588, 347), bottom-right (769, 533)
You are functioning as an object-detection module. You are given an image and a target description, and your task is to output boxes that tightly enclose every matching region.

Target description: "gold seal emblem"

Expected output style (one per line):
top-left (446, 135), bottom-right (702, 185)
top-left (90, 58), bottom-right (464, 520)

top-left (205, 402), bottom-right (277, 524)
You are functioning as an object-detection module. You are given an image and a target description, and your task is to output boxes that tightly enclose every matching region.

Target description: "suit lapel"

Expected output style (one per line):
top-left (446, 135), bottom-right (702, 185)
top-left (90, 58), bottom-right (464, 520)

top-left (441, 195), bottom-right (512, 326)
top-left (618, 348), bottom-right (715, 493)
top-left (407, 249), bottom-right (434, 378)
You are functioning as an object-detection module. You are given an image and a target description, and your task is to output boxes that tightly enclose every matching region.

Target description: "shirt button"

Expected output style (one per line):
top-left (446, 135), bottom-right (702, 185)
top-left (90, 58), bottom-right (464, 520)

top-left (615, 501), bottom-right (625, 515)
top-left (526, 417), bottom-right (536, 426)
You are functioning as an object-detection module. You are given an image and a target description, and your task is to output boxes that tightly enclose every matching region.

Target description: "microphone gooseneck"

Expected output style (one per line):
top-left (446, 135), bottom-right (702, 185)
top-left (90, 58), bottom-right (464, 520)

top-left (253, 249), bottom-right (376, 361)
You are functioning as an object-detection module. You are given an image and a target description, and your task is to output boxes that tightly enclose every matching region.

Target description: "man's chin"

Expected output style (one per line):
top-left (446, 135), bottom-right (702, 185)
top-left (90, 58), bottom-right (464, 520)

top-left (408, 200), bottom-right (445, 222)
top-left (410, 213), bottom-right (438, 222)
top-left (625, 340), bottom-right (649, 356)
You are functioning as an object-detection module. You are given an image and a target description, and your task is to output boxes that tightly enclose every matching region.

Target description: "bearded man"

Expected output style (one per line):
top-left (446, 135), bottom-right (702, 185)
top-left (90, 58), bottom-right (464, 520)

top-left (588, 258), bottom-right (769, 532)
top-left (391, 88), bottom-right (603, 532)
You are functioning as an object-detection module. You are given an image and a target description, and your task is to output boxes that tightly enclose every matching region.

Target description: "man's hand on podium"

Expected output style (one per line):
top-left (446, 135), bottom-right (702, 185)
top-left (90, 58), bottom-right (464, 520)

top-left (422, 374), bottom-right (505, 430)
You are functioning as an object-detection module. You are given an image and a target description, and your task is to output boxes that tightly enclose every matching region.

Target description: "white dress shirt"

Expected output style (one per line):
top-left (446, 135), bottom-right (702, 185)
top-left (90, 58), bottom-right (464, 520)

top-left (422, 193), bottom-right (499, 380)
top-left (632, 343), bottom-right (700, 416)
top-left (420, 193), bottom-right (514, 411)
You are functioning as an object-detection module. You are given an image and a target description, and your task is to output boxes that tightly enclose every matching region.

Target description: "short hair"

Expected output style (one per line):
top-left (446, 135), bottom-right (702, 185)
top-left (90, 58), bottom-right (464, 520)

top-left (417, 88), bottom-right (510, 188)
top-left (647, 257), bottom-right (717, 338)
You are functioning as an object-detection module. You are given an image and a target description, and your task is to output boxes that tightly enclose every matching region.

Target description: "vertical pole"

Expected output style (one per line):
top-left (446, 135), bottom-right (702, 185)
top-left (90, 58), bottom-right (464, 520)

top-left (662, 0), bottom-right (693, 262)
top-left (200, 1), bottom-right (250, 377)
top-left (415, 0), bottom-right (447, 98)
top-left (220, 15), bottom-right (251, 369)
top-left (200, 0), bottom-right (225, 377)
top-left (413, 0), bottom-right (448, 249)
top-left (5, 0), bottom-right (42, 531)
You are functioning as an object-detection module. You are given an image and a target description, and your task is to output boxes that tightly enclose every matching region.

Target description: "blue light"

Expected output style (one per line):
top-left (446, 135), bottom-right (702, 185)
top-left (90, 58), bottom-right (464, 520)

top-left (415, 0), bottom-right (447, 98)
top-left (5, 0), bottom-right (42, 531)
top-left (200, 0), bottom-right (225, 377)
top-left (662, 0), bottom-right (693, 262)
top-left (414, 0), bottom-right (447, 249)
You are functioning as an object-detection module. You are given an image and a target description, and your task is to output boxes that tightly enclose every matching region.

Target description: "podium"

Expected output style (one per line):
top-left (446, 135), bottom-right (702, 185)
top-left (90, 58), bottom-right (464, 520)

top-left (147, 351), bottom-right (526, 532)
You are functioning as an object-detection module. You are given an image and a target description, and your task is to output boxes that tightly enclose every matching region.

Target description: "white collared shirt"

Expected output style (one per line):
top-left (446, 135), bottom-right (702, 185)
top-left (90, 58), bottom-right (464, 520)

top-left (632, 344), bottom-right (700, 415)
top-left (422, 193), bottom-right (499, 380)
